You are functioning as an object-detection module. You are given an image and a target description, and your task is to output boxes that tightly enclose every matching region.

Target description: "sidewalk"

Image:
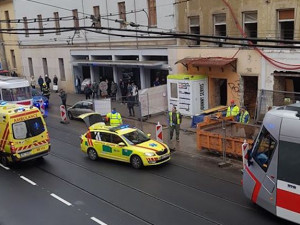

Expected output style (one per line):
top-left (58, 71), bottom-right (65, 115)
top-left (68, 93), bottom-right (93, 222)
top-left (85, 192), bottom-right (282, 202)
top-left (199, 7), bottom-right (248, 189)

top-left (50, 91), bottom-right (242, 168)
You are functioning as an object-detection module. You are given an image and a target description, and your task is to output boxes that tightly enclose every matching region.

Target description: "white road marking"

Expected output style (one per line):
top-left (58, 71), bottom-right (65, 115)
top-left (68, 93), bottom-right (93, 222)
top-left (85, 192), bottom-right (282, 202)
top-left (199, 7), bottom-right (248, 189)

top-left (20, 176), bottom-right (37, 186)
top-left (0, 163), bottom-right (10, 170)
top-left (91, 217), bottom-right (107, 225)
top-left (50, 193), bottom-right (72, 206)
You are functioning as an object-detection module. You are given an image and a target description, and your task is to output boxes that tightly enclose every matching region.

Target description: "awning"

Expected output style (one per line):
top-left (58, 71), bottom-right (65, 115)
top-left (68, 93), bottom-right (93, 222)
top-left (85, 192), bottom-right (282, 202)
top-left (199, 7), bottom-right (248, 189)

top-left (175, 57), bottom-right (237, 68)
top-left (72, 60), bottom-right (166, 67)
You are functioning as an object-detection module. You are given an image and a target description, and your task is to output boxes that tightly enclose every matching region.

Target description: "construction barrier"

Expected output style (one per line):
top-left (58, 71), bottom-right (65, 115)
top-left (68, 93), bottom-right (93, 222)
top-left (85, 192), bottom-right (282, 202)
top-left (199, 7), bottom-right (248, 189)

top-left (196, 116), bottom-right (259, 158)
top-left (60, 105), bottom-right (68, 124)
top-left (39, 98), bottom-right (45, 117)
top-left (156, 122), bottom-right (163, 142)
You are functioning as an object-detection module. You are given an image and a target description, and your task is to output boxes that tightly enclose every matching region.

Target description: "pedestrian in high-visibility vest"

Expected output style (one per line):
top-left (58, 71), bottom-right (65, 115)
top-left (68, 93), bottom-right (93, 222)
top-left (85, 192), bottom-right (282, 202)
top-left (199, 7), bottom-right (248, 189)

top-left (226, 100), bottom-right (239, 120)
top-left (106, 108), bottom-right (122, 126)
top-left (169, 106), bottom-right (182, 142)
top-left (239, 106), bottom-right (250, 124)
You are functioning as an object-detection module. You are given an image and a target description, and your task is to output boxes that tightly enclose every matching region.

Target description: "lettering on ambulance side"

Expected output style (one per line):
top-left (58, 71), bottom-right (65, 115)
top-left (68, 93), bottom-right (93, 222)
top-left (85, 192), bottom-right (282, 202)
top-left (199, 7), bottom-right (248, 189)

top-left (13, 114), bottom-right (38, 123)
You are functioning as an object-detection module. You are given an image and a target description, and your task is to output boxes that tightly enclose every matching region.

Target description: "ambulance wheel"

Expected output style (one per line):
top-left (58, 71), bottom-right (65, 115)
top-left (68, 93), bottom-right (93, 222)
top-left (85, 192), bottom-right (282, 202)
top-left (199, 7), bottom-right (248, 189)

top-left (68, 112), bottom-right (74, 120)
top-left (0, 155), bottom-right (9, 167)
top-left (88, 148), bottom-right (98, 161)
top-left (130, 155), bottom-right (143, 169)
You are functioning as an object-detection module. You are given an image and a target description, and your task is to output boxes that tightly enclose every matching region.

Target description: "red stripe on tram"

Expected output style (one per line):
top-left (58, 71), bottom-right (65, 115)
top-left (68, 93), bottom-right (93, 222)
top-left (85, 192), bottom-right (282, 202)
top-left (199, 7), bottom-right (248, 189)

top-left (277, 189), bottom-right (300, 214)
top-left (245, 166), bottom-right (262, 203)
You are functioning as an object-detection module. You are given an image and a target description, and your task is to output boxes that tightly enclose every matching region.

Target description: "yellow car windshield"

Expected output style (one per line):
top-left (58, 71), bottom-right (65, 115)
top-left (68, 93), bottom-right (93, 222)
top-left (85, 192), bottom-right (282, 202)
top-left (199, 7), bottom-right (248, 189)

top-left (122, 129), bottom-right (150, 145)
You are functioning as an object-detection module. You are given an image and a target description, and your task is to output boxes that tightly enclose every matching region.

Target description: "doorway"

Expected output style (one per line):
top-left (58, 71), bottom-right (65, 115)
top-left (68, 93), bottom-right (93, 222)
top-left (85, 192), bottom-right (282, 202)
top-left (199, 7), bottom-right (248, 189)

top-left (213, 78), bottom-right (227, 107)
top-left (243, 76), bottom-right (258, 118)
top-left (82, 66), bottom-right (90, 79)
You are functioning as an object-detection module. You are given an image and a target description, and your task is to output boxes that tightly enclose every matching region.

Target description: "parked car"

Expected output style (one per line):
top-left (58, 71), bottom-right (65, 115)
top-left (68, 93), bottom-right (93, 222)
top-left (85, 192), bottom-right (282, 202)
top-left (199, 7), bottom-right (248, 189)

top-left (67, 100), bottom-right (94, 120)
top-left (32, 89), bottom-right (49, 109)
top-left (81, 78), bottom-right (91, 92)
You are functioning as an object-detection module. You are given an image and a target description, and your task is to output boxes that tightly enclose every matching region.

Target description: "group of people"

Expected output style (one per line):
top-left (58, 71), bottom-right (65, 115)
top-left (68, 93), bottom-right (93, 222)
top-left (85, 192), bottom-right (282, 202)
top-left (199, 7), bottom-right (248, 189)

top-left (226, 100), bottom-right (250, 124)
top-left (29, 74), bottom-right (67, 107)
top-left (83, 79), bottom-right (119, 100)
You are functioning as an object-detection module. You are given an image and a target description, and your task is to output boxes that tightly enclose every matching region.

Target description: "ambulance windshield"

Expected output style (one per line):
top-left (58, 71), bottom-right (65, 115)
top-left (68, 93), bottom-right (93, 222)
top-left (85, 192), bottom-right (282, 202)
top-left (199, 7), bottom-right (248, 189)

top-left (2, 87), bottom-right (32, 101)
top-left (123, 129), bottom-right (150, 145)
top-left (12, 117), bottom-right (45, 139)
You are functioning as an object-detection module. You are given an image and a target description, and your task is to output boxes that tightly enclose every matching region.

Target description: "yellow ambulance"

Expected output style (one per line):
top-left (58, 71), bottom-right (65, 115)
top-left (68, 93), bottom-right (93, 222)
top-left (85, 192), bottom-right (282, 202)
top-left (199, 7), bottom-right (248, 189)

top-left (0, 102), bottom-right (50, 166)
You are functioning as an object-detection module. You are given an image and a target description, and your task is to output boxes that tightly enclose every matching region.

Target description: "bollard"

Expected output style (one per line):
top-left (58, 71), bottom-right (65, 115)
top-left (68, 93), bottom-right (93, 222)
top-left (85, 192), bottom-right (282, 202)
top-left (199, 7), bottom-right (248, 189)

top-left (242, 139), bottom-right (249, 170)
top-left (60, 105), bottom-right (69, 124)
top-left (156, 122), bottom-right (163, 143)
top-left (39, 98), bottom-right (46, 117)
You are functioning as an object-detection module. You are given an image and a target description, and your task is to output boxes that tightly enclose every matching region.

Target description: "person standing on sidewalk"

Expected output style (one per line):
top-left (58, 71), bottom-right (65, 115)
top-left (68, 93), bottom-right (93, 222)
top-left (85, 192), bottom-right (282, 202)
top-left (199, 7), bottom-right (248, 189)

top-left (53, 75), bottom-right (58, 93)
top-left (169, 106), bottom-right (182, 142)
top-left (30, 76), bottom-right (36, 89)
top-left (45, 75), bottom-right (51, 89)
top-left (59, 88), bottom-right (67, 108)
top-left (127, 93), bottom-right (135, 117)
top-left (38, 76), bottom-right (44, 91)
top-left (111, 81), bottom-right (118, 101)
top-left (106, 108), bottom-right (122, 126)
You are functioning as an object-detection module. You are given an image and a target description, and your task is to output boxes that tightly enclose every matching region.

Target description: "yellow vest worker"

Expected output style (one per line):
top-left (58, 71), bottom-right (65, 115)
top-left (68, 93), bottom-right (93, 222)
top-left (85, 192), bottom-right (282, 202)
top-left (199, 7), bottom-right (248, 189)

top-left (226, 100), bottom-right (239, 117)
top-left (106, 109), bottom-right (122, 126)
top-left (239, 107), bottom-right (250, 124)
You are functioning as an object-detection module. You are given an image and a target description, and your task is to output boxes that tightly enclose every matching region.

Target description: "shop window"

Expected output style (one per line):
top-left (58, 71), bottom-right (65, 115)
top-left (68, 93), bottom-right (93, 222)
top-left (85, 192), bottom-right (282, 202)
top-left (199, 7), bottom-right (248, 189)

top-left (170, 83), bottom-right (178, 98)
top-left (214, 14), bottom-right (226, 36)
top-left (37, 14), bottom-right (44, 36)
top-left (253, 126), bottom-right (277, 171)
top-left (278, 9), bottom-right (294, 40)
top-left (54, 12), bottom-right (60, 35)
top-left (23, 17), bottom-right (29, 37)
top-left (189, 16), bottom-right (200, 45)
top-left (93, 6), bottom-right (101, 28)
top-left (118, 2), bottom-right (126, 29)
top-left (148, 0), bottom-right (157, 27)
top-left (243, 11), bottom-right (257, 44)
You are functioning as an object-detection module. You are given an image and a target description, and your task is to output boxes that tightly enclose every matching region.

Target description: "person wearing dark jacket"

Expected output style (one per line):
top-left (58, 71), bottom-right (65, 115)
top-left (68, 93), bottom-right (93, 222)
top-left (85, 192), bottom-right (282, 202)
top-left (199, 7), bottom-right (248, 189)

top-left (127, 94), bottom-right (135, 117)
top-left (53, 75), bottom-right (58, 93)
top-left (84, 84), bottom-right (92, 99)
top-left (59, 89), bottom-right (67, 108)
top-left (45, 75), bottom-right (51, 89)
top-left (38, 76), bottom-right (44, 91)
top-left (42, 83), bottom-right (50, 100)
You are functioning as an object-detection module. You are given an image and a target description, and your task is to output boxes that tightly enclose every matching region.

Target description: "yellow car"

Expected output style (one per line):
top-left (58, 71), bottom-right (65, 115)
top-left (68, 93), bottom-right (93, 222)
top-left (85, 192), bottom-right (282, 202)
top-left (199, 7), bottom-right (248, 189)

top-left (79, 114), bottom-right (170, 169)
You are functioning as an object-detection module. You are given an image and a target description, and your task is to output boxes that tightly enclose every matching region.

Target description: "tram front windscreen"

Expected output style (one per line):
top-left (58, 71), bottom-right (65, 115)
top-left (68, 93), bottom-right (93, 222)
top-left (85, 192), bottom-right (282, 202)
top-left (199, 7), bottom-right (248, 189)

top-left (278, 141), bottom-right (300, 185)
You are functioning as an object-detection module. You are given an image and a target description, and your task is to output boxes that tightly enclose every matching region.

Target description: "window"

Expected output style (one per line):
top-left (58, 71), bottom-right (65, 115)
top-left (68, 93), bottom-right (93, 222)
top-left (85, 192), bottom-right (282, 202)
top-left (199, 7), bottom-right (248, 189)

top-left (278, 9), bottom-right (294, 40)
top-left (243, 11), bottom-right (257, 44)
top-left (118, 2), bottom-right (126, 28)
top-left (148, 0), bottom-right (157, 27)
top-left (54, 12), bottom-right (60, 35)
top-left (37, 14), bottom-right (44, 36)
top-left (100, 132), bottom-right (111, 143)
top-left (23, 17), bottom-right (29, 37)
top-left (189, 16), bottom-right (200, 45)
top-left (42, 58), bottom-right (48, 75)
top-left (111, 134), bottom-right (124, 144)
top-left (2, 87), bottom-right (32, 101)
top-left (28, 58), bottom-right (34, 76)
top-left (5, 10), bottom-right (11, 30)
top-left (58, 58), bottom-right (66, 81)
top-left (278, 141), bottom-right (300, 185)
top-left (90, 131), bottom-right (101, 141)
top-left (72, 9), bottom-right (79, 33)
top-left (82, 102), bottom-right (93, 110)
top-left (10, 50), bottom-right (16, 68)
top-left (93, 6), bottom-right (101, 28)
top-left (214, 14), bottom-right (226, 36)
top-left (13, 117), bottom-right (45, 140)
top-left (253, 127), bottom-right (277, 171)
top-left (122, 130), bottom-right (150, 145)
top-left (73, 103), bottom-right (82, 108)
top-left (170, 83), bottom-right (178, 98)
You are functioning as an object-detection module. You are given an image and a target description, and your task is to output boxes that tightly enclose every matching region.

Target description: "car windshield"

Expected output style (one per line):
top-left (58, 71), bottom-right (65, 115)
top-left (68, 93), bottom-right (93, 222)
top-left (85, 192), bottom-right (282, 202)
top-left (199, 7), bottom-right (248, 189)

top-left (12, 117), bottom-right (45, 139)
top-left (2, 86), bottom-right (32, 101)
top-left (123, 129), bottom-right (150, 145)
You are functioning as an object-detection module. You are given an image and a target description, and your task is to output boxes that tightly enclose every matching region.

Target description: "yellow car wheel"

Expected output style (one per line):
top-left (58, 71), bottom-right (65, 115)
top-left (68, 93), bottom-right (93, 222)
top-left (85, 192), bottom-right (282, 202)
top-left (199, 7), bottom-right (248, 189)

top-left (130, 155), bottom-right (143, 169)
top-left (88, 148), bottom-right (98, 161)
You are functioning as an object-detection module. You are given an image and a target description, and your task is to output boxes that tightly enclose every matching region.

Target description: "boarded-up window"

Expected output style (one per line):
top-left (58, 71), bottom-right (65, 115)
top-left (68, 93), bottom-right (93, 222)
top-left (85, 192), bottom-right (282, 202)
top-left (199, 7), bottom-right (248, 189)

top-left (72, 9), bottom-right (79, 33)
top-left (37, 14), bottom-right (44, 36)
top-left (23, 17), bottom-right (29, 37)
top-left (5, 11), bottom-right (11, 30)
top-left (118, 2), bottom-right (126, 28)
top-left (93, 6), bottom-right (101, 28)
top-left (54, 12), bottom-right (60, 35)
top-left (58, 58), bottom-right (66, 81)
top-left (148, 0), bottom-right (157, 27)
top-left (278, 9), bottom-right (294, 40)
top-left (28, 58), bottom-right (34, 76)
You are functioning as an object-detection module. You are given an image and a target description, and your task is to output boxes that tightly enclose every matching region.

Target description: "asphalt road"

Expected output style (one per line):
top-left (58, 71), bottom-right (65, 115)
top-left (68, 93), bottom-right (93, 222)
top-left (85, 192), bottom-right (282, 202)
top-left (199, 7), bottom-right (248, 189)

top-left (0, 104), bottom-right (294, 225)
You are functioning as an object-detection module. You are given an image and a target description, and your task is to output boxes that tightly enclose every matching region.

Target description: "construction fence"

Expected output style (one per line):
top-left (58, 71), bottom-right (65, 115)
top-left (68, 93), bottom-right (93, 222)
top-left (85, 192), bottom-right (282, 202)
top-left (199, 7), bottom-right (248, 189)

top-left (255, 89), bottom-right (300, 123)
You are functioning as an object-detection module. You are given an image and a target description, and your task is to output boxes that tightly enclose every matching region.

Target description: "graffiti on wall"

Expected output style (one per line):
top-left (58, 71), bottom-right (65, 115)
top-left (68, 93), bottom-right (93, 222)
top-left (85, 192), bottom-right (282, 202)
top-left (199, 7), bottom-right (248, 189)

top-left (228, 80), bottom-right (240, 99)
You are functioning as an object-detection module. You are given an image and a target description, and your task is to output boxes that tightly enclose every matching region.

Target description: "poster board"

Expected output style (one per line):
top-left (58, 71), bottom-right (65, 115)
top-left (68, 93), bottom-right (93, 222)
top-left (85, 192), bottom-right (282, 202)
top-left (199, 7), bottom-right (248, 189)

top-left (93, 99), bottom-right (111, 116)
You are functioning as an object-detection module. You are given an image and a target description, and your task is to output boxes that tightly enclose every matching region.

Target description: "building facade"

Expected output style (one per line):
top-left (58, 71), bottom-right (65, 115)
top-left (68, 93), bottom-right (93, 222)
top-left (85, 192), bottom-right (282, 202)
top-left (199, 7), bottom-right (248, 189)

top-left (13, 0), bottom-right (176, 92)
top-left (173, 0), bottom-right (300, 116)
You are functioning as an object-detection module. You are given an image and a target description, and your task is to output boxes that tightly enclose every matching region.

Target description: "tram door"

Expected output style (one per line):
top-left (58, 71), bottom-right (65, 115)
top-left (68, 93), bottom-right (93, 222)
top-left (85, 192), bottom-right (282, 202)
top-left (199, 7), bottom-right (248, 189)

top-left (243, 114), bottom-right (281, 214)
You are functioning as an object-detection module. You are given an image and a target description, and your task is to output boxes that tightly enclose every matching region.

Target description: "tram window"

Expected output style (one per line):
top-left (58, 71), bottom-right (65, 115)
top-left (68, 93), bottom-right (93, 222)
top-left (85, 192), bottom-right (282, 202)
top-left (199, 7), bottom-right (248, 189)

top-left (253, 127), bottom-right (277, 172)
top-left (278, 141), bottom-right (300, 185)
